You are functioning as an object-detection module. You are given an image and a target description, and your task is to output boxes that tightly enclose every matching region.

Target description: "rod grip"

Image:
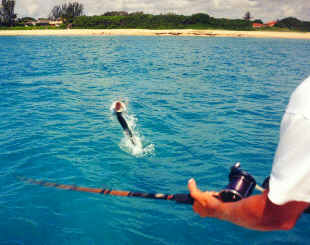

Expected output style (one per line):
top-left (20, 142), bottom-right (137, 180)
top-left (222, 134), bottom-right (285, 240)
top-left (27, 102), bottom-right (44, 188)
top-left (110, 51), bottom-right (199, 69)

top-left (174, 193), bottom-right (194, 204)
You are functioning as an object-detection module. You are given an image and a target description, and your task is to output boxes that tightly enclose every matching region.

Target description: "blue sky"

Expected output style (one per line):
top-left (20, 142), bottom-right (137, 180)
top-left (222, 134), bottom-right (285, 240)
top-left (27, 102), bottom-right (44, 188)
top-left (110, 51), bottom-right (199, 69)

top-left (15, 0), bottom-right (310, 22)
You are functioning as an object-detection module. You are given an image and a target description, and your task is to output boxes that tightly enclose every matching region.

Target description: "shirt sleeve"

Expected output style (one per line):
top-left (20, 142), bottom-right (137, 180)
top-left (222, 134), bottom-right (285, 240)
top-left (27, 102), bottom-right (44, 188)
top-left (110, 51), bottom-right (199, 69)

top-left (268, 77), bottom-right (310, 205)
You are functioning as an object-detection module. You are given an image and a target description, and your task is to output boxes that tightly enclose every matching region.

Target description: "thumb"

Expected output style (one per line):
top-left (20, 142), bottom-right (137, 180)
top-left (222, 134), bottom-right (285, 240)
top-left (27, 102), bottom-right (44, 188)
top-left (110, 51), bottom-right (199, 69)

top-left (188, 178), bottom-right (202, 199)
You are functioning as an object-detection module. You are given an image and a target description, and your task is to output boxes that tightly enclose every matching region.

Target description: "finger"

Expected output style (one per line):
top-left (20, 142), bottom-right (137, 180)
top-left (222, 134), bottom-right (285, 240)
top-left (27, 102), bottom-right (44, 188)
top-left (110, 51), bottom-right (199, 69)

top-left (188, 178), bottom-right (202, 199)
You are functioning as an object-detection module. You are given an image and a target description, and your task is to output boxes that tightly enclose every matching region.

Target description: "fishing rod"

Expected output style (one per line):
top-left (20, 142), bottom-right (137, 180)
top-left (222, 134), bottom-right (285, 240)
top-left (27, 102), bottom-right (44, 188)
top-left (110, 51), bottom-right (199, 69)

top-left (17, 176), bottom-right (194, 204)
top-left (17, 163), bottom-right (263, 205)
top-left (17, 163), bottom-right (310, 214)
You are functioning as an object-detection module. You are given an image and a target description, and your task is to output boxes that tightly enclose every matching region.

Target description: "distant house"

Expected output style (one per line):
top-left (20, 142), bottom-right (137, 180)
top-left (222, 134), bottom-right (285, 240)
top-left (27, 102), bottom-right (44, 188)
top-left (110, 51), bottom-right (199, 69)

top-left (49, 19), bottom-right (63, 27)
top-left (252, 21), bottom-right (277, 28)
top-left (24, 18), bottom-right (63, 27)
top-left (36, 18), bottom-right (50, 26)
top-left (265, 21), bottom-right (277, 27)
top-left (252, 23), bottom-right (264, 28)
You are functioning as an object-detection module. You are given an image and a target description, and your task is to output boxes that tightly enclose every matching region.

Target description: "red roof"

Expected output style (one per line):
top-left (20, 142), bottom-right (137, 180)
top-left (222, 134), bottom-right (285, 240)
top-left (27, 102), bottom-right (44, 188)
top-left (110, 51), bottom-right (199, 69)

top-left (252, 23), bottom-right (264, 28)
top-left (252, 21), bottom-right (277, 28)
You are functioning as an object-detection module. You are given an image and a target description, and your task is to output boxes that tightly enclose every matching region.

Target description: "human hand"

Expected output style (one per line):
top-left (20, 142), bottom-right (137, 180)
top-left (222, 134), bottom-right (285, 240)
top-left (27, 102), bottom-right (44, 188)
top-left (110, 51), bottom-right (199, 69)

top-left (188, 178), bottom-right (222, 218)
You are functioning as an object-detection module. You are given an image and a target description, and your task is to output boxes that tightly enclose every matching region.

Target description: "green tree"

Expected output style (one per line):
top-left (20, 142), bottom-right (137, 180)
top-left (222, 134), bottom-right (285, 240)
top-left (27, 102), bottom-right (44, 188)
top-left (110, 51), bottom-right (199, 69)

top-left (104, 11), bottom-right (129, 16)
top-left (275, 17), bottom-right (310, 31)
top-left (20, 16), bottom-right (36, 22)
top-left (253, 19), bottom-right (263, 24)
top-left (0, 0), bottom-right (16, 26)
top-left (72, 12), bottom-right (257, 30)
top-left (16, 16), bottom-right (36, 26)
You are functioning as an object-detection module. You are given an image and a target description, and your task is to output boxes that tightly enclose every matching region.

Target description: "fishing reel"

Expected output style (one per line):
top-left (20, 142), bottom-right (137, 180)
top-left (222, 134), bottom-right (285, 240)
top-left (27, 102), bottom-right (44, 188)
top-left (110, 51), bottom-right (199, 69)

top-left (219, 162), bottom-right (257, 202)
top-left (217, 165), bottom-right (310, 214)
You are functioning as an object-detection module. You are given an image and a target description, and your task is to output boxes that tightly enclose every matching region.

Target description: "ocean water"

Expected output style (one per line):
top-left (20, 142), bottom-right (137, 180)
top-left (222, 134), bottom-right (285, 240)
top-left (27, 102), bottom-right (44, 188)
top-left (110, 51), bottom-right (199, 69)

top-left (0, 35), bottom-right (310, 245)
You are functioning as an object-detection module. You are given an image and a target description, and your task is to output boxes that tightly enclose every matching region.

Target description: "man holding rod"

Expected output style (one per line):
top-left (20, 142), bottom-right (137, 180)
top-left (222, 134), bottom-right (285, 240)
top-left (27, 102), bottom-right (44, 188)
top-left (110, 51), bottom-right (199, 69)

top-left (188, 76), bottom-right (310, 231)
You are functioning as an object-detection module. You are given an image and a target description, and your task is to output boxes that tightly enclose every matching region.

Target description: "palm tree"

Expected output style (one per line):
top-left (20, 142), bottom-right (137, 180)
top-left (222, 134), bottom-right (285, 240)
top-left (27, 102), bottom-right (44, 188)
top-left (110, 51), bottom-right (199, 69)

top-left (0, 0), bottom-right (16, 26)
top-left (0, 4), bottom-right (3, 22)
top-left (49, 2), bottom-right (84, 23)
top-left (49, 5), bottom-right (62, 20)
top-left (65, 2), bottom-right (84, 22)
top-left (243, 11), bottom-right (252, 21)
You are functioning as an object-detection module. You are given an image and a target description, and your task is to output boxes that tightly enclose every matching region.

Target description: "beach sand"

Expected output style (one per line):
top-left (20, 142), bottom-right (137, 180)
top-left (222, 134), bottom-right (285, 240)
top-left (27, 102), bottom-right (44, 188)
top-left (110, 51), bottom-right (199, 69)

top-left (0, 29), bottom-right (310, 39)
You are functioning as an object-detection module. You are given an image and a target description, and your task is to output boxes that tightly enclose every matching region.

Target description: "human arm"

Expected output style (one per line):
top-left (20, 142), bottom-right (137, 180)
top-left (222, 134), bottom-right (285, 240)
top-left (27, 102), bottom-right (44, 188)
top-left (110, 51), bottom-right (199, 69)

top-left (188, 178), bottom-right (309, 231)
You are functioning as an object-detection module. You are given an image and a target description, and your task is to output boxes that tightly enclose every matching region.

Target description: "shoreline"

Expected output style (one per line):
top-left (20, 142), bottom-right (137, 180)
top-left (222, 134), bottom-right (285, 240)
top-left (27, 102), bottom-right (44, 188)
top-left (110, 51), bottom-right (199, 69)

top-left (1, 29), bottom-right (310, 39)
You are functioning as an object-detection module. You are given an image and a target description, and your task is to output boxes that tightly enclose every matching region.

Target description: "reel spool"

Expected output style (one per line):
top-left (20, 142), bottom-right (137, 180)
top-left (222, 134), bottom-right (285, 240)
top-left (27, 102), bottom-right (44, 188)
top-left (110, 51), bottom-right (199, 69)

top-left (219, 162), bottom-right (257, 202)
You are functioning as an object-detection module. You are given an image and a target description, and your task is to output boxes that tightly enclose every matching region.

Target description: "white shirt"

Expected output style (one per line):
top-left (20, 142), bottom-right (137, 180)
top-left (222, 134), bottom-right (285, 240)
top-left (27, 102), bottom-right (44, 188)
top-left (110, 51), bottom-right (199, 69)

top-left (268, 76), bottom-right (310, 205)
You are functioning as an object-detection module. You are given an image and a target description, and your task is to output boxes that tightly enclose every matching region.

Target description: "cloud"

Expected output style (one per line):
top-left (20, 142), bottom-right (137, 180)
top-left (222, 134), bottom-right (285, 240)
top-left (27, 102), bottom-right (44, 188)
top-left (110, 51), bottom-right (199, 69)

top-left (15, 0), bottom-right (39, 17)
top-left (15, 0), bottom-right (310, 21)
top-left (15, 0), bottom-right (63, 18)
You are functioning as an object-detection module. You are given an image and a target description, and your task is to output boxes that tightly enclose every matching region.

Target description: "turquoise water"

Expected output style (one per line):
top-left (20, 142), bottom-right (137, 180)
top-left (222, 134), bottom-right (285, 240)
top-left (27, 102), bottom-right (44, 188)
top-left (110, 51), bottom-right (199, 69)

top-left (1, 35), bottom-right (310, 244)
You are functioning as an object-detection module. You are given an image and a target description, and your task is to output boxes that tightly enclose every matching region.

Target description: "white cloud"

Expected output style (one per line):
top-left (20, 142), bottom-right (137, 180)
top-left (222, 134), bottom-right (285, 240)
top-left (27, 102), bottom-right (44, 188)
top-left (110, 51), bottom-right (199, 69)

top-left (15, 0), bottom-right (63, 18)
top-left (14, 0), bottom-right (310, 21)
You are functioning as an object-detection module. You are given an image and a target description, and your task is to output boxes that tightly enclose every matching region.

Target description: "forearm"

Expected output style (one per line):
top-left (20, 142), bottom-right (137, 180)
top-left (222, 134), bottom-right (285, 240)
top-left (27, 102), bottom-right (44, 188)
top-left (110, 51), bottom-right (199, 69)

top-left (213, 192), bottom-right (304, 231)
top-left (214, 192), bottom-right (274, 231)
top-left (188, 178), bottom-right (307, 231)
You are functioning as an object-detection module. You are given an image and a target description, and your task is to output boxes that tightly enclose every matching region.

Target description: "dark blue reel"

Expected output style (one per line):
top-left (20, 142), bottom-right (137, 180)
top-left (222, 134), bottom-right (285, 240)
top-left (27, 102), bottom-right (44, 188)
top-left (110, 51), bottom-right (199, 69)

top-left (219, 163), bottom-right (256, 202)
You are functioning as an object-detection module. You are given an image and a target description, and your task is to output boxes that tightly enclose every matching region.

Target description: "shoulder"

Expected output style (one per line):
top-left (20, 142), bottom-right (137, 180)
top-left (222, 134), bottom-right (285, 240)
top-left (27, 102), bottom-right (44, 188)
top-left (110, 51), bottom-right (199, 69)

top-left (286, 76), bottom-right (310, 119)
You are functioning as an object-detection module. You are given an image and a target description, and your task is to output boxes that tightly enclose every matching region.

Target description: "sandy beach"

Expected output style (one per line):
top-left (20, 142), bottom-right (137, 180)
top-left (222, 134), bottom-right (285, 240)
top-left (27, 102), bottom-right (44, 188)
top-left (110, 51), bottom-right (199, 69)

top-left (0, 29), bottom-right (310, 39)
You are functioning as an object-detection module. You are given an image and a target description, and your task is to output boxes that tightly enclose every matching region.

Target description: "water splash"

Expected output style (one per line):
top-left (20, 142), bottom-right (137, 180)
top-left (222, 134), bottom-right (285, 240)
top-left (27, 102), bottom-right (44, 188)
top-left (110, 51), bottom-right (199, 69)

top-left (111, 101), bottom-right (155, 157)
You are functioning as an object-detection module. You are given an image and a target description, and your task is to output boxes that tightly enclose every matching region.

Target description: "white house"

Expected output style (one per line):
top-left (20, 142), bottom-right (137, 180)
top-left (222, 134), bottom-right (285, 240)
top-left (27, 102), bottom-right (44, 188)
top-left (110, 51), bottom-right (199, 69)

top-left (25, 18), bottom-right (63, 27)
